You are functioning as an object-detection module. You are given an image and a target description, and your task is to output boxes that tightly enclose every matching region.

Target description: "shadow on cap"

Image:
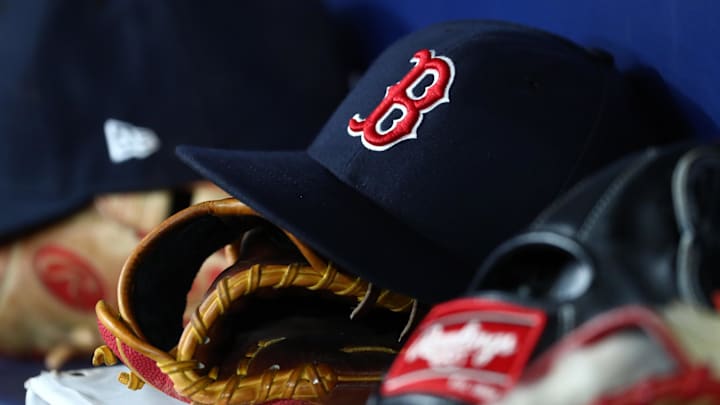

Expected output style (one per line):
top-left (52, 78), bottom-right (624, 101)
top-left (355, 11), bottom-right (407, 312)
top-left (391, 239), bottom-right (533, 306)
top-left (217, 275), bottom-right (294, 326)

top-left (177, 19), bottom-right (683, 303)
top-left (0, 0), bottom-right (351, 240)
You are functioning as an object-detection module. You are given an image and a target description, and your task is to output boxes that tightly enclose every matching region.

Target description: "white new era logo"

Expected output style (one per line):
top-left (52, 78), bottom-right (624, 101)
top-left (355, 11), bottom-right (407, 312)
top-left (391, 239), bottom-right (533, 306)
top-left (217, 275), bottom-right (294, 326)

top-left (104, 119), bottom-right (161, 163)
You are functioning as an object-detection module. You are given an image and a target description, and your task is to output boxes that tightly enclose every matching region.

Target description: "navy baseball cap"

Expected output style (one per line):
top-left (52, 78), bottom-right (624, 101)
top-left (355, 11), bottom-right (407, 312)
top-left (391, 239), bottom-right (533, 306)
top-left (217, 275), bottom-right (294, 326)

top-left (178, 20), bottom-right (678, 303)
top-left (0, 0), bottom-right (350, 240)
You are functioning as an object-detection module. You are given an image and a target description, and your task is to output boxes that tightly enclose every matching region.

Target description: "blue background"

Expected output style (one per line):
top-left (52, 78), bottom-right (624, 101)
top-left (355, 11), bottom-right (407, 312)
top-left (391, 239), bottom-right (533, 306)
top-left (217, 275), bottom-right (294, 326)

top-left (3, 1), bottom-right (719, 404)
top-left (326, 0), bottom-right (720, 139)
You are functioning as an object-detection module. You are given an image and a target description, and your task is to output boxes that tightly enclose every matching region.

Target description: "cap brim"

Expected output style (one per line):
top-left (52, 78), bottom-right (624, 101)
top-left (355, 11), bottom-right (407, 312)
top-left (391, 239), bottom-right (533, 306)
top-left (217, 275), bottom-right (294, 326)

top-left (176, 145), bottom-right (469, 303)
top-left (0, 195), bottom-right (90, 242)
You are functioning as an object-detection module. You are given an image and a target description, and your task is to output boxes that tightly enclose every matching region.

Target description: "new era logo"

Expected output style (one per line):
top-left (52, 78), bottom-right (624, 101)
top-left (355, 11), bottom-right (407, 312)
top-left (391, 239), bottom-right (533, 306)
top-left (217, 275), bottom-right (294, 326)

top-left (104, 119), bottom-right (161, 163)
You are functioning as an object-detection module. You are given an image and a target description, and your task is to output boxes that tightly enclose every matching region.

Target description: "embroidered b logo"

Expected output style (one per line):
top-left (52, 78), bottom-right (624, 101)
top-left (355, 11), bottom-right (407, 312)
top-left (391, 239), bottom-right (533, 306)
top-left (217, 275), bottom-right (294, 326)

top-left (348, 49), bottom-right (455, 151)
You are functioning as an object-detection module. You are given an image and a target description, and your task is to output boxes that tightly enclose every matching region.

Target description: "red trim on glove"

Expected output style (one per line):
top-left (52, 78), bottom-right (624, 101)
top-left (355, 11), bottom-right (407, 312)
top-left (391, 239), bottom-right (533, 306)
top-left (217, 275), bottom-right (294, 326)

top-left (524, 306), bottom-right (693, 382)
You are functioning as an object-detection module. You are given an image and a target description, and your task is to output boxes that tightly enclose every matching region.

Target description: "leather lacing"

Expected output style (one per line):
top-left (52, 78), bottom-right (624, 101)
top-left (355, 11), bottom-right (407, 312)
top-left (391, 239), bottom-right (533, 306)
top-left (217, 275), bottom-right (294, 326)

top-left (154, 261), bottom-right (416, 405)
top-left (92, 198), bottom-right (421, 404)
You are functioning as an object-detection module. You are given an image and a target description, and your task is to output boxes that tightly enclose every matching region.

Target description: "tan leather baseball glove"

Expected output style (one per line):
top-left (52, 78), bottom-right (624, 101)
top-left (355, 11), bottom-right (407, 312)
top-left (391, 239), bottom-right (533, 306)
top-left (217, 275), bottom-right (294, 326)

top-left (0, 183), bottom-right (228, 369)
top-left (93, 198), bottom-right (419, 405)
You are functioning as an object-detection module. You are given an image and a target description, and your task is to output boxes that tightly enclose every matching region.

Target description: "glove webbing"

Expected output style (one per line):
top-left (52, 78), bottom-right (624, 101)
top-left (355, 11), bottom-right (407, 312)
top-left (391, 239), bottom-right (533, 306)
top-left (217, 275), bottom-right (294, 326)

top-left (157, 261), bottom-right (415, 405)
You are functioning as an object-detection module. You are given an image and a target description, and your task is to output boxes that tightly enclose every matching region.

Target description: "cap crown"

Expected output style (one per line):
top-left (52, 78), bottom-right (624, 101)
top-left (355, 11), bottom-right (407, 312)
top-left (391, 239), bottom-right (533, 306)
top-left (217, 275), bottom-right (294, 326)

top-left (309, 20), bottom-right (648, 265)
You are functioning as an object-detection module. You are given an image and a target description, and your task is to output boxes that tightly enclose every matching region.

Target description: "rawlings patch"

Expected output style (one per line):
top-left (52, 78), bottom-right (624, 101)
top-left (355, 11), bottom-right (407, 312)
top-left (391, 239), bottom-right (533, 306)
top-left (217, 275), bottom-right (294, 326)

top-left (348, 49), bottom-right (455, 151)
top-left (33, 245), bottom-right (105, 312)
top-left (381, 297), bottom-right (545, 404)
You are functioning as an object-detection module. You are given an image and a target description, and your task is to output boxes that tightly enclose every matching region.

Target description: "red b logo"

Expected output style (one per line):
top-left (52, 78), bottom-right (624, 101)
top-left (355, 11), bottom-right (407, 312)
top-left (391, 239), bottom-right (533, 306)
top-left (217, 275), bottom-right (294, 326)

top-left (348, 49), bottom-right (455, 151)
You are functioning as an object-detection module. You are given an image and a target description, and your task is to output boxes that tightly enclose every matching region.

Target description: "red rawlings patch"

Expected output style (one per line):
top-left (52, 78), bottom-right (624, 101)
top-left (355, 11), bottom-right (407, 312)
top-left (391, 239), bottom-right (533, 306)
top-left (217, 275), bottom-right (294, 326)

top-left (381, 297), bottom-right (546, 404)
top-left (714, 291), bottom-right (720, 312)
top-left (33, 244), bottom-right (105, 312)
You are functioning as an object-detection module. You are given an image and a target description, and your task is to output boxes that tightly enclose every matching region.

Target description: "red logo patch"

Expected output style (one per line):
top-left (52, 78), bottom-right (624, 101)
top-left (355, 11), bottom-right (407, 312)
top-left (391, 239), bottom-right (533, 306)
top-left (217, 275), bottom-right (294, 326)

top-left (382, 297), bottom-right (546, 404)
top-left (348, 49), bottom-right (455, 151)
top-left (33, 245), bottom-right (105, 312)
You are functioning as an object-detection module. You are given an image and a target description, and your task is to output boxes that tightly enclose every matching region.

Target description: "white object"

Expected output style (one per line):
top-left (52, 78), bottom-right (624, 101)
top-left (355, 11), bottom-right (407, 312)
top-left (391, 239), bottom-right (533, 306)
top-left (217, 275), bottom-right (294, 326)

top-left (24, 365), bottom-right (183, 405)
top-left (495, 333), bottom-right (672, 405)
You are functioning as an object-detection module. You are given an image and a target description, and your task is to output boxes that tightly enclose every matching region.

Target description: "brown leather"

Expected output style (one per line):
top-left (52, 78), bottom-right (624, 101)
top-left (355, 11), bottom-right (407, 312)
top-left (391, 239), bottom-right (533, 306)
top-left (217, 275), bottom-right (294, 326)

top-left (94, 198), bottom-right (418, 404)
